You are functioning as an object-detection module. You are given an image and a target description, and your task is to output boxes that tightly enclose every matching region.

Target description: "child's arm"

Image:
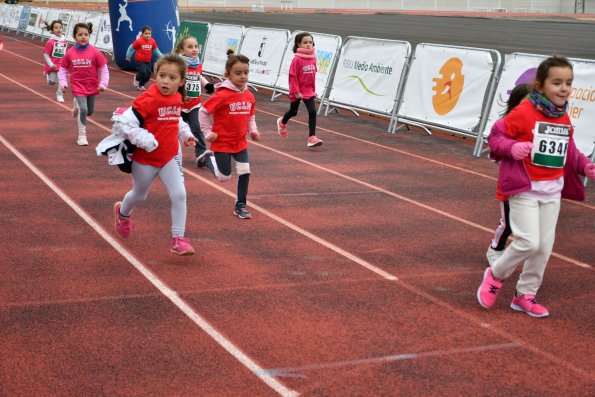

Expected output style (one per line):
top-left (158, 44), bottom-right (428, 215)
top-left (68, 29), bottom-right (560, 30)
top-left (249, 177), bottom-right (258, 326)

top-left (112, 107), bottom-right (158, 152)
top-left (125, 44), bottom-right (134, 62)
top-left (97, 64), bottom-right (109, 92)
top-left (178, 118), bottom-right (198, 147)
top-left (198, 106), bottom-right (217, 142)
top-left (43, 53), bottom-right (56, 71)
top-left (248, 115), bottom-right (260, 141)
top-left (488, 119), bottom-right (532, 160)
top-left (152, 47), bottom-right (163, 59)
top-left (288, 74), bottom-right (301, 99)
top-left (58, 66), bottom-right (69, 91)
top-left (201, 76), bottom-right (214, 94)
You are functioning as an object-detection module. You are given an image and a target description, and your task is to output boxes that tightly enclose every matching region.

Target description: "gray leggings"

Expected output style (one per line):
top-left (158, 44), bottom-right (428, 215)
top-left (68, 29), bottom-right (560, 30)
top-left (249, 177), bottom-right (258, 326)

top-left (74, 95), bottom-right (96, 130)
top-left (46, 72), bottom-right (61, 94)
top-left (120, 155), bottom-right (188, 237)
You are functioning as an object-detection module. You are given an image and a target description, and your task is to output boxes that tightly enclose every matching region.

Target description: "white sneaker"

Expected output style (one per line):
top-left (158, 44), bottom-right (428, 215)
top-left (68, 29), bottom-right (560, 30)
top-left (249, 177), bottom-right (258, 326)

top-left (56, 92), bottom-right (64, 103)
top-left (77, 134), bottom-right (88, 146)
top-left (486, 247), bottom-right (503, 267)
top-left (133, 77), bottom-right (139, 88)
top-left (72, 98), bottom-right (79, 118)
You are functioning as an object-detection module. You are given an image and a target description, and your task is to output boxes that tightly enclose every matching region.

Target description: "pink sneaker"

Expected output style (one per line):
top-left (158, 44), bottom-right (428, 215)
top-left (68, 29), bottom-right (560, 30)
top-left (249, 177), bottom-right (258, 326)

top-left (477, 267), bottom-right (503, 309)
top-left (510, 294), bottom-right (549, 318)
top-left (307, 135), bottom-right (323, 147)
top-left (114, 202), bottom-right (133, 238)
top-left (277, 118), bottom-right (288, 138)
top-left (171, 236), bottom-right (195, 256)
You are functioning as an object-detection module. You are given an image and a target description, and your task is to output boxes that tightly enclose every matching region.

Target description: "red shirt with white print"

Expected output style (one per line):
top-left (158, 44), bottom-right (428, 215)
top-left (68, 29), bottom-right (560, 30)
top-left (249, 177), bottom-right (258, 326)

top-left (132, 37), bottom-right (158, 63)
top-left (132, 84), bottom-right (183, 167)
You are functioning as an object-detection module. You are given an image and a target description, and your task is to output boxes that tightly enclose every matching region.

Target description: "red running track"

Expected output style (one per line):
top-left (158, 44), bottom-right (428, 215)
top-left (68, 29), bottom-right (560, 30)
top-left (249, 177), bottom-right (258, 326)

top-left (0, 30), bottom-right (593, 396)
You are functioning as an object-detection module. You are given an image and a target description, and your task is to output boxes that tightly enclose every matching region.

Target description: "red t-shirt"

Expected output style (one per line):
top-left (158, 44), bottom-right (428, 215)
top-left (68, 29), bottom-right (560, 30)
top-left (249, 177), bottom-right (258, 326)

top-left (132, 37), bottom-right (158, 63)
top-left (202, 87), bottom-right (256, 153)
top-left (504, 99), bottom-right (572, 181)
top-left (61, 45), bottom-right (107, 96)
top-left (131, 84), bottom-right (183, 167)
top-left (182, 64), bottom-right (204, 112)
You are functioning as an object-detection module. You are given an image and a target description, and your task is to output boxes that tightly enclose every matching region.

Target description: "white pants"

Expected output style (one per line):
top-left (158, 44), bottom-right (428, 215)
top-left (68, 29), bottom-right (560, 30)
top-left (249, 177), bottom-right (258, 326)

top-left (491, 195), bottom-right (560, 295)
top-left (120, 155), bottom-right (187, 237)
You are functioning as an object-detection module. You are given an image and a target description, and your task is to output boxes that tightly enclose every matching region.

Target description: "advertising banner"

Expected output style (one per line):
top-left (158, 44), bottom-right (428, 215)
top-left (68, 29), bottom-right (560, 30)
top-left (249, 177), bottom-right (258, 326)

top-left (25, 6), bottom-right (40, 35)
top-left (85, 12), bottom-right (104, 47)
top-left (6, 5), bottom-right (21, 30)
top-left (176, 20), bottom-right (209, 62)
top-left (275, 31), bottom-right (341, 99)
top-left (17, 5), bottom-right (30, 32)
top-left (328, 37), bottom-right (409, 114)
top-left (66, 11), bottom-right (88, 44)
top-left (202, 23), bottom-right (244, 77)
top-left (94, 14), bottom-right (113, 52)
top-left (41, 8), bottom-right (62, 39)
top-left (238, 27), bottom-right (289, 88)
top-left (398, 44), bottom-right (494, 132)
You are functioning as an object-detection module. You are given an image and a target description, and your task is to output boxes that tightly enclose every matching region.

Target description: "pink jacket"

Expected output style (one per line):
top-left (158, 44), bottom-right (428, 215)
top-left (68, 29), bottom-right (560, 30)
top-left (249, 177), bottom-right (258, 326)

top-left (488, 119), bottom-right (589, 201)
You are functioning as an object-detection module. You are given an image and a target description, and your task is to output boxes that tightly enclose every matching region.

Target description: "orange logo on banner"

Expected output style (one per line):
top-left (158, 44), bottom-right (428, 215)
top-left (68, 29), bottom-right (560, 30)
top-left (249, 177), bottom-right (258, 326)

top-left (431, 57), bottom-right (464, 115)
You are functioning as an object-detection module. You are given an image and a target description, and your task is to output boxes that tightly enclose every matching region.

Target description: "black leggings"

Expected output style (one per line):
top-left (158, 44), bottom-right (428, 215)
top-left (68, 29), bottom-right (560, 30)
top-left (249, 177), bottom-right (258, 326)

top-left (282, 97), bottom-right (317, 136)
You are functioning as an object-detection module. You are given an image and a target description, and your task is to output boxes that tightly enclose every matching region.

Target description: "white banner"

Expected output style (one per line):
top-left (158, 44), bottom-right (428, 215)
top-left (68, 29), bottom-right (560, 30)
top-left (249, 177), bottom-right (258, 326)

top-left (0, 4), bottom-right (7, 27)
top-left (328, 37), bottom-right (409, 114)
top-left (399, 44), bottom-right (494, 132)
top-left (31, 7), bottom-right (49, 37)
top-left (94, 14), bottom-right (113, 52)
top-left (275, 31), bottom-right (341, 99)
top-left (238, 27), bottom-right (289, 88)
top-left (54, 10), bottom-right (72, 40)
top-left (84, 12), bottom-right (103, 48)
top-left (6, 5), bottom-right (21, 30)
top-left (202, 23), bottom-right (244, 77)
top-left (25, 7), bottom-right (41, 35)
top-left (486, 53), bottom-right (595, 156)
top-left (66, 11), bottom-right (87, 44)
top-left (42, 8), bottom-right (62, 39)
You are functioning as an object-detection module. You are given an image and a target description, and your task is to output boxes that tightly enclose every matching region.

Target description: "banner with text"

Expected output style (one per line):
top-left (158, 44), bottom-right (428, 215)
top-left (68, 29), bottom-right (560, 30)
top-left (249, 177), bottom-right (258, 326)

top-left (66, 11), bottom-right (88, 44)
top-left (239, 27), bottom-right (289, 88)
top-left (399, 44), bottom-right (495, 133)
top-left (94, 14), bottom-right (113, 52)
top-left (275, 31), bottom-right (341, 99)
top-left (41, 8), bottom-right (62, 39)
top-left (202, 23), bottom-right (244, 77)
top-left (328, 37), bottom-right (409, 114)
top-left (176, 21), bottom-right (209, 62)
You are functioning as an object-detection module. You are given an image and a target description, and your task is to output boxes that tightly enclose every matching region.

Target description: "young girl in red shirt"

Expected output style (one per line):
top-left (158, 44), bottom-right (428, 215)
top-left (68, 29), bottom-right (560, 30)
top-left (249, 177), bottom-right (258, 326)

top-left (42, 19), bottom-right (68, 103)
top-left (197, 54), bottom-right (260, 219)
top-left (277, 32), bottom-right (322, 148)
top-left (125, 25), bottom-right (163, 91)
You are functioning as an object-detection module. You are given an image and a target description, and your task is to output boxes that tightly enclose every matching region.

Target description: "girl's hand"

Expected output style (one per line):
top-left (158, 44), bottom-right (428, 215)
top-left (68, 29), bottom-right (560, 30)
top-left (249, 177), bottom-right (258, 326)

top-left (511, 142), bottom-right (533, 160)
top-left (98, 86), bottom-right (107, 93)
top-left (584, 163), bottom-right (595, 180)
top-left (125, 57), bottom-right (131, 62)
top-left (205, 133), bottom-right (218, 142)
top-left (60, 85), bottom-right (68, 92)
top-left (250, 131), bottom-right (260, 141)
top-left (296, 92), bottom-right (302, 99)
top-left (184, 136), bottom-right (198, 147)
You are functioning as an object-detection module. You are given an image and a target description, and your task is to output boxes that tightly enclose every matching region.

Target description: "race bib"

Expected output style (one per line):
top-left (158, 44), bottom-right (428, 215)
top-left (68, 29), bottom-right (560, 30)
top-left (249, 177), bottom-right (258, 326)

top-left (52, 42), bottom-right (67, 58)
top-left (185, 73), bottom-right (201, 98)
top-left (531, 122), bottom-right (570, 168)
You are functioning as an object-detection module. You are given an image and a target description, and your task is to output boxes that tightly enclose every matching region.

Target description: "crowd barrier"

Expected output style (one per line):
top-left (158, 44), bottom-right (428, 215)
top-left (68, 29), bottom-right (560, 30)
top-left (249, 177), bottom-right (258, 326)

top-left (1, 3), bottom-right (594, 157)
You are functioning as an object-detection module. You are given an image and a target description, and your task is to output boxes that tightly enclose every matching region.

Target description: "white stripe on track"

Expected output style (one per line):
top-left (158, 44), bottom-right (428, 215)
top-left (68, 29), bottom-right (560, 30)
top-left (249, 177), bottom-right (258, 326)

top-left (0, 133), bottom-right (298, 397)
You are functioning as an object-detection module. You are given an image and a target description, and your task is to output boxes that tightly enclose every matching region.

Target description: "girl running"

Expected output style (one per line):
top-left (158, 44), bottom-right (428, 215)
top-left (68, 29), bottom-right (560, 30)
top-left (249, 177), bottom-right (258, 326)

top-left (42, 19), bottom-right (68, 103)
top-left (125, 25), bottom-right (163, 91)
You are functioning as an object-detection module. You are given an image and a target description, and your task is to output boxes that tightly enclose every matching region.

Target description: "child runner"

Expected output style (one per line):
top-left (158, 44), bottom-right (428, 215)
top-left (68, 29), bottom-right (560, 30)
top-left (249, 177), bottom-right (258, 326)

top-left (485, 83), bottom-right (531, 267)
top-left (277, 32), bottom-right (322, 148)
top-left (197, 54), bottom-right (260, 219)
top-left (59, 23), bottom-right (109, 146)
top-left (175, 36), bottom-right (215, 167)
top-left (112, 53), bottom-right (198, 256)
top-left (125, 25), bottom-right (163, 91)
top-left (42, 19), bottom-right (68, 103)
top-left (477, 55), bottom-right (595, 318)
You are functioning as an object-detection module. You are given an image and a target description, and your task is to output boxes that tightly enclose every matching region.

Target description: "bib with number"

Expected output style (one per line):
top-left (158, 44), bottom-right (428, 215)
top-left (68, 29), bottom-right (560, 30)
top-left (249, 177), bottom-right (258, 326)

top-left (185, 73), bottom-right (201, 98)
top-left (52, 41), bottom-right (67, 58)
top-left (531, 122), bottom-right (570, 168)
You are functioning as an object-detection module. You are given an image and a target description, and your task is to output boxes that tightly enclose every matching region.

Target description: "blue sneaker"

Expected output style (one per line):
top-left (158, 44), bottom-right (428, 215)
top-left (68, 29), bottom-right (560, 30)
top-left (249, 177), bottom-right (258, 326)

top-left (233, 202), bottom-right (252, 219)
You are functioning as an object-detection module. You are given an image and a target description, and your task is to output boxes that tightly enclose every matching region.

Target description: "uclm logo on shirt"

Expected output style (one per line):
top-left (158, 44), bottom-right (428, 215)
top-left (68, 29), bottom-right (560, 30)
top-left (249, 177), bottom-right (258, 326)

top-left (72, 59), bottom-right (92, 66)
top-left (141, 44), bottom-right (152, 51)
top-left (157, 106), bottom-right (181, 118)
top-left (229, 101), bottom-right (252, 112)
top-left (302, 64), bottom-right (316, 73)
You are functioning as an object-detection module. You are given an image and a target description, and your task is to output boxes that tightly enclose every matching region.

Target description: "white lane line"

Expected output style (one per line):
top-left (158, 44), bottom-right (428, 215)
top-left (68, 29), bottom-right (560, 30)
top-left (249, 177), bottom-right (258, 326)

top-left (259, 342), bottom-right (520, 378)
top-left (0, 134), bottom-right (298, 397)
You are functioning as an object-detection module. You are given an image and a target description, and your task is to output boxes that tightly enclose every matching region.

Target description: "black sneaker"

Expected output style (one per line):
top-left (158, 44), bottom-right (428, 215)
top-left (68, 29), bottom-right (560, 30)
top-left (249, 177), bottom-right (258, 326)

top-left (233, 202), bottom-right (252, 219)
top-left (195, 150), bottom-right (213, 168)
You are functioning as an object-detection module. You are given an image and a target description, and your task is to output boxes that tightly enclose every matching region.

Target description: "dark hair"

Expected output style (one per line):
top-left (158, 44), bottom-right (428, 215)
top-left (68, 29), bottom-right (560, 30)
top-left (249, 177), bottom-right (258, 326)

top-left (226, 48), bottom-right (235, 57)
top-left (72, 22), bottom-right (93, 37)
top-left (502, 83), bottom-right (530, 116)
top-left (153, 53), bottom-right (187, 101)
top-left (43, 19), bottom-right (62, 33)
top-left (293, 32), bottom-right (314, 53)
top-left (141, 25), bottom-right (152, 34)
top-left (225, 54), bottom-right (250, 73)
top-left (534, 55), bottom-right (573, 88)
top-left (175, 36), bottom-right (196, 54)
